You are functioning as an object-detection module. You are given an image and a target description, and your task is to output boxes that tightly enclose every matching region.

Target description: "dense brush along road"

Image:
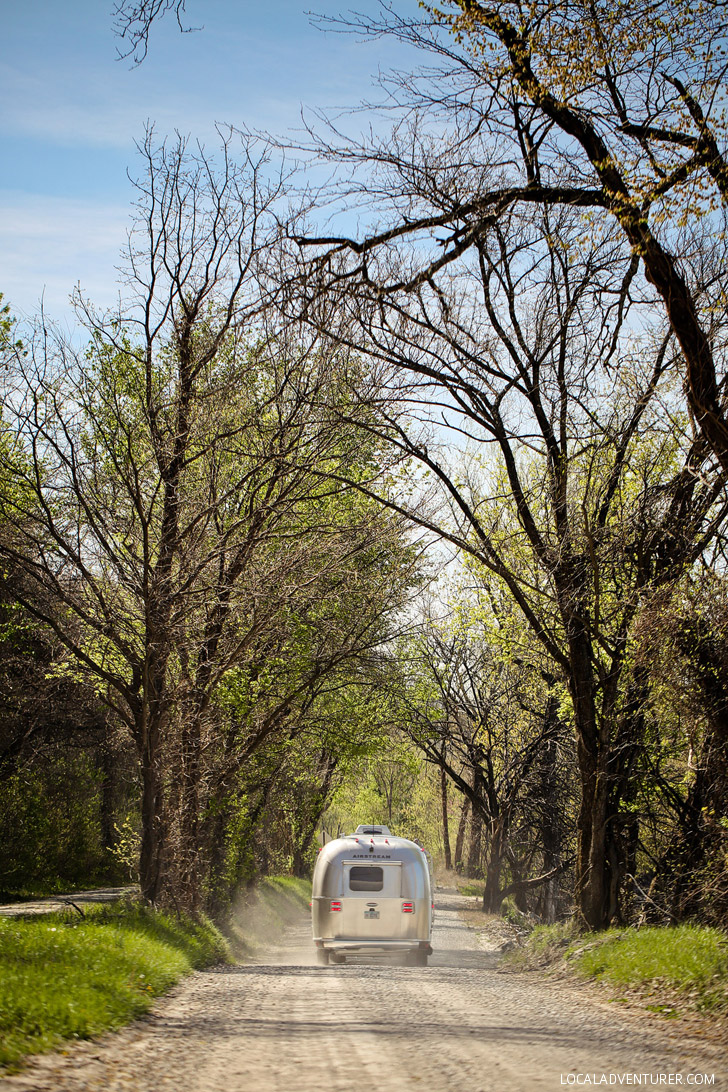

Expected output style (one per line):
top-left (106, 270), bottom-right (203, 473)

top-left (2, 894), bottom-right (724, 1092)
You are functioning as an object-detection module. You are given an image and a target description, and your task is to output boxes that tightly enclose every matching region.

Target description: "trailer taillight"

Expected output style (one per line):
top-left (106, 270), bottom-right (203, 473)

top-left (330, 900), bottom-right (343, 911)
top-left (402, 901), bottom-right (415, 913)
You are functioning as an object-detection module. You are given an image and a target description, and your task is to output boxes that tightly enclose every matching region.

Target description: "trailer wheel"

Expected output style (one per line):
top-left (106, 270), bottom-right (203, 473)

top-left (316, 949), bottom-right (330, 966)
top-left (330, 952), bottom-right (346, 964)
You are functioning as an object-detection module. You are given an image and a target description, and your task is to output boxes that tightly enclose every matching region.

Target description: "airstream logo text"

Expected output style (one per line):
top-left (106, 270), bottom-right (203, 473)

top-left (352, 853), bottom-right (391, 859)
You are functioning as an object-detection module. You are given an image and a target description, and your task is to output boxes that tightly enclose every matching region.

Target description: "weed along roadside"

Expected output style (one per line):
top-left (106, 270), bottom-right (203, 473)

top-left (0, 901), bottom-right (229, 1072)
top-left (1, 886), bottom-right (724, 1092)
top-left (503, 920), bottom-right (728, 1031)
top-left (0, 878), bottom-right (310, 1073)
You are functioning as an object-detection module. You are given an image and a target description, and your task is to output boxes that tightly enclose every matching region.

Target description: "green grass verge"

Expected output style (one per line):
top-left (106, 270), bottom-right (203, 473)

top-left (518, 919), bottom-right (579, 961)
top-left (0, 901), bottom-right (231, 1071)
top-left (569, 924), bottom-right (728, 1012)
top-left (512, 921), bottom-right (728, 1015)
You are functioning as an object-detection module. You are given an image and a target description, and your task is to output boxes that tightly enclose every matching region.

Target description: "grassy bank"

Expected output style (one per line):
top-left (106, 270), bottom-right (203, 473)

top-left (513, 921), bottom-right (728, 1016)
top-left (226, 876), bottom-right (311, 957)
top-left (0, 901), bottom-right (231, 1071)
top-left (0, 876), bottom-right (312, 1072)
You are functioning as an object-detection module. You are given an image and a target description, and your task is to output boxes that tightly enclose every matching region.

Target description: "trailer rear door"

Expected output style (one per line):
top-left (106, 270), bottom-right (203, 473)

top-left (338, 860), bottom-right (403, 938)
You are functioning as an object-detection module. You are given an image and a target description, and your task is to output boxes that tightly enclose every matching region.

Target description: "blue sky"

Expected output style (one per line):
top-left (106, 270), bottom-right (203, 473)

top-left (1, 1), bottom-right (415, 322)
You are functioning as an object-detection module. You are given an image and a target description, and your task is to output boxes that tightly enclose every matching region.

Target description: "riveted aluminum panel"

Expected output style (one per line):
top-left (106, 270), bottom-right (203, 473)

top-left (312, 832), bottom-right (432, 955)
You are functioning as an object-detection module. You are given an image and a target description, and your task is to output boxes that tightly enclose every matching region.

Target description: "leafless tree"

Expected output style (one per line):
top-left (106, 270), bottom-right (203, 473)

top-left (112, 0), bottom-right (197, 63)
top-left (294, 194), bottom-right (728, 926)
top-left (292, 1), bottom-right (728, 477)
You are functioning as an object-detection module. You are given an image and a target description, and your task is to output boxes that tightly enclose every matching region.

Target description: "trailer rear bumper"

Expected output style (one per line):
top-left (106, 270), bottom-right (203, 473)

top-left (314, 938), bottom-right (433, 954)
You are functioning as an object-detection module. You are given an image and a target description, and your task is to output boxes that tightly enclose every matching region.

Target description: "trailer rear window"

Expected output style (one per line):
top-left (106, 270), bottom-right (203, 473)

top-left (349, 866), bottom-right (384, 891)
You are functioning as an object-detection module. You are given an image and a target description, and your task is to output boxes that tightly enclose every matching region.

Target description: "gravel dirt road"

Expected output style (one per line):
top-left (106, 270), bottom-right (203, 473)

top-left (1, 893), bottom-right (724, 1092)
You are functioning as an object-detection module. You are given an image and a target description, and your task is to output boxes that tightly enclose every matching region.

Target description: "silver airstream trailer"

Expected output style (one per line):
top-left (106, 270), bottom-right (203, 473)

top-left (311, 825), bottom-right (433, 966)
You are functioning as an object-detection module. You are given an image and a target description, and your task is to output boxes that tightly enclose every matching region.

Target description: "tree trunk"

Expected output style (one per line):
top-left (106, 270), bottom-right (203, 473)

top-left (537, 873), bottom-right (559, 924)
top-left (291, 755), bottom-right (338, 879)
top-left (563, 599), bottom-right (611, 929)
top-left (482, 848), bottom-right (503, 912)
top-left (139, 722), bottom-right (167, 904)
top-left (454, 796), bottom-right (470, 873)
top-left (467, 809), bottom-right (483, 878)
top-left (603, 667), bottom-right (650, 923)
top-left (534, 724), bottom-right (562, 924)
top-left (440, 767), bottom-right (452, 871)
top-left (178, 714), bottom-right (203, 914)
top-left (98, 738), bottom-right (116, 857)
top-left (576, 744), bottom-right (611, 930)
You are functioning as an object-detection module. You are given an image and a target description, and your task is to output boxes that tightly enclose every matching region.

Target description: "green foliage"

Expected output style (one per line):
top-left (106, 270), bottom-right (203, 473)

top-left (514, 921), bottom-right (728, 1013)
top-left (326, 743), bottom-right (442, 849)
top-left (504, 919), bottom-right (580, 970)
top-left (0, 756), bottom-right (119, 899)
top-left (527, 920), bottom-right (580, 956)
top-left (569, 925), bottom-right (728, 1011)
top-left (110, 817), bottom-right (142, 884)
top-left (206, 661), bottom-right (415, 900)
top-left (0, 901), bottom-right (231, 1070)
top-left (0, 294), bottom-right (22, 356)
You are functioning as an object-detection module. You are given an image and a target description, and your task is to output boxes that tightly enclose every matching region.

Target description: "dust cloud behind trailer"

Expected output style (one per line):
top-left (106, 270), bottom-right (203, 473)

top-left (311, 825), bottom-right (433, 966)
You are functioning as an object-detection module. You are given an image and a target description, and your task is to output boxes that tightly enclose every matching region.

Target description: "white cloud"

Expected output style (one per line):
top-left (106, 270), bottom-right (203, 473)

top-left (0, 192), bottom-right (130, 321)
